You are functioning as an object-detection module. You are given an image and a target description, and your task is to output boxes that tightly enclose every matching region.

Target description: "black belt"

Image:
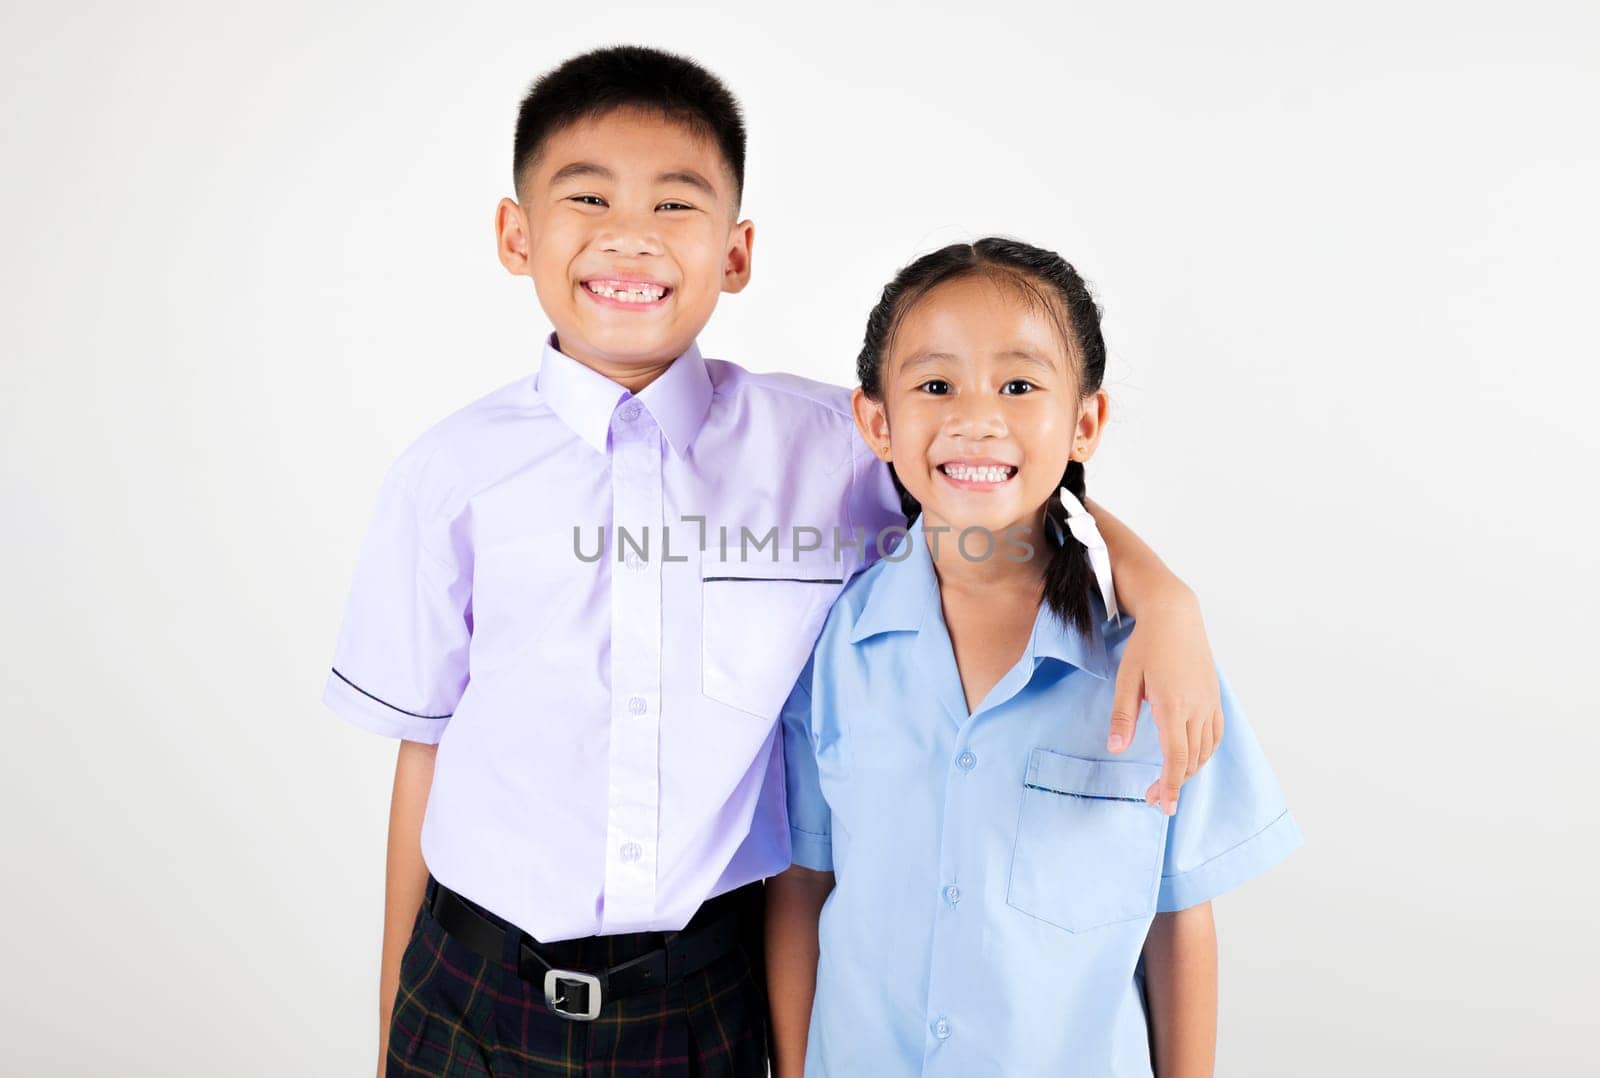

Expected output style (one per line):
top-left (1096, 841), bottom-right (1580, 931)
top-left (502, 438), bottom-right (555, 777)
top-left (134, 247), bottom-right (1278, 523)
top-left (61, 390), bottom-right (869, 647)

top-left (425, 875), bottom-right (748, 1022)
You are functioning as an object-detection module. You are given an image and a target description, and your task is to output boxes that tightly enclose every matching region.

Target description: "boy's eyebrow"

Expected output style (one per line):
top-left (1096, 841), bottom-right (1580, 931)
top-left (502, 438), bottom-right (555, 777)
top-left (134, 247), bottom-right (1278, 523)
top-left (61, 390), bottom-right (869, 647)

top-left (548, 162), bottom-right (615, 185)
top-left (545, 162), bottom-right (720, 200)
top-left (656, 169), bottom-right (719, 198)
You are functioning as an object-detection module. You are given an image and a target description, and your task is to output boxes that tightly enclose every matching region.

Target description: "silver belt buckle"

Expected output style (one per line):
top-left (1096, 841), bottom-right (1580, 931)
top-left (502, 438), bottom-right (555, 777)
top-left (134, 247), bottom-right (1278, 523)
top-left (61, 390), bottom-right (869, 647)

top-left (544, 969), bottom-right (603, 1022)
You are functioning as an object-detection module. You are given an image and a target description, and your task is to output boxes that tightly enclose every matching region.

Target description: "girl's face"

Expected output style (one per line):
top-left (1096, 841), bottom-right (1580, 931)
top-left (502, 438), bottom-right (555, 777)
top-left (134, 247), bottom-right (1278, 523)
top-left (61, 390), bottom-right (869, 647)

top-left (852, 275), bottom-right (1108, 548)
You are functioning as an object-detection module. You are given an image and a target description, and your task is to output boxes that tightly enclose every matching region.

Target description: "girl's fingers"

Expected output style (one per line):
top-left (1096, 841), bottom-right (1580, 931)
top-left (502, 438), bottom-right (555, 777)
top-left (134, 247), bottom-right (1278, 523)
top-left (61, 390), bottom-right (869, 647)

top-left (1153, 708), bottom-right (1187, 816)
top-left (1197, 715), bottom-right (1216, 771)
top-left (1185, 715), bottom-right (1205, 779)
top-left (1106, 662), bottom-right (1143, 754)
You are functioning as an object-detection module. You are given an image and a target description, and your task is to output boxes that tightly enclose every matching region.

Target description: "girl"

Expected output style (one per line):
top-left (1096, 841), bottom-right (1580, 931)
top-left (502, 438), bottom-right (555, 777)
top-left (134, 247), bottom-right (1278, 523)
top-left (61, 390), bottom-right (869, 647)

top-left (766, 239), bottom-right (1301, 1077)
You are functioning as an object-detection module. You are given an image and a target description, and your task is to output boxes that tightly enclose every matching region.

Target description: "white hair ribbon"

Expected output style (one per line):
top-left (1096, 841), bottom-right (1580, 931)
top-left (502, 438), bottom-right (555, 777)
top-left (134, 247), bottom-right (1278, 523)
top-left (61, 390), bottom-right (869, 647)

top-left (1057, 486), bottom-right (1120, 623)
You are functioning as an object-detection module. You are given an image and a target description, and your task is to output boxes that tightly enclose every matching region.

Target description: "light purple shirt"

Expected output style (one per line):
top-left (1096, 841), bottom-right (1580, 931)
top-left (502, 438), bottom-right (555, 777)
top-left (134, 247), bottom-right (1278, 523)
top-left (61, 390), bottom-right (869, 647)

top-left (323, 335), bottom-right (901, 940)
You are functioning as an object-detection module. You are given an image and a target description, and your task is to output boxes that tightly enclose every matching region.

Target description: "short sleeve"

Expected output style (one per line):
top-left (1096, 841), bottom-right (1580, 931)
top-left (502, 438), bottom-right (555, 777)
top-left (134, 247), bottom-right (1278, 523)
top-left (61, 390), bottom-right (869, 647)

top-left (1157, 667), bottom-right (1302, 912)
top-left (847, 443), bottom-right (905, 574)
top-left (780, 655), bottom-right (833, 871)
top-left (321, 452), bottom-right (471, 743)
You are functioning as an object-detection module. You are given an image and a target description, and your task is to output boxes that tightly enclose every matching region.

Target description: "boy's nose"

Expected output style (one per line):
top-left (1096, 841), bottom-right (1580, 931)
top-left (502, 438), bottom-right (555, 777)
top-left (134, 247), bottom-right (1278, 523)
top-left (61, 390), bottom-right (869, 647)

top-left (599, 232), bottom-right (664, 257)
top-left (598, 213), bottom-right (665, 258)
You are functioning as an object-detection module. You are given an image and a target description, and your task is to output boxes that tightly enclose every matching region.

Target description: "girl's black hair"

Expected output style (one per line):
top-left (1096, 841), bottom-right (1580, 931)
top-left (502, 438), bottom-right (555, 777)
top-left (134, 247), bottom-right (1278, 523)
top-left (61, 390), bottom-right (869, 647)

top-left (856, 237), bottom-right (1109, 637)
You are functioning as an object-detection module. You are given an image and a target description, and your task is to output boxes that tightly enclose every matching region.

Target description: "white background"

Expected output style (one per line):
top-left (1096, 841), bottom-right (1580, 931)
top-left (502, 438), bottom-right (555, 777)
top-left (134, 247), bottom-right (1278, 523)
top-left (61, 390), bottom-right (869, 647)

top-left (4, 1), bottom-right (1597, 1074)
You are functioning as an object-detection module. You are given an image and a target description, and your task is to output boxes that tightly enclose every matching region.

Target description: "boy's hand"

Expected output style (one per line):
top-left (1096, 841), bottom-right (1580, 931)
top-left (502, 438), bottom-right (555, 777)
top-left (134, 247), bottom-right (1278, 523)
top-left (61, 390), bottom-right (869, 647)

top-left (1106, 590), bottom-right (1222, 816)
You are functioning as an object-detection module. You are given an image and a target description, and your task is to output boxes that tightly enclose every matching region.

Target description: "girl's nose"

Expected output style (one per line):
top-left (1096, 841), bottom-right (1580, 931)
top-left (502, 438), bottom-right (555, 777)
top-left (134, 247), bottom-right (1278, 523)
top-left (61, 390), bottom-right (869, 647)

top-left (946, 393), bottom-right (1007, 439)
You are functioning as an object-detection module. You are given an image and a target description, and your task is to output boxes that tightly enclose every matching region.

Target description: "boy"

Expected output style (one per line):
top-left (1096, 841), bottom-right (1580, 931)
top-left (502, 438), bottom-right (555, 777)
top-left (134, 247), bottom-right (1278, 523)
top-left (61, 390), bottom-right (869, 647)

top-left (323, 46), bottom-right (1224, 1076)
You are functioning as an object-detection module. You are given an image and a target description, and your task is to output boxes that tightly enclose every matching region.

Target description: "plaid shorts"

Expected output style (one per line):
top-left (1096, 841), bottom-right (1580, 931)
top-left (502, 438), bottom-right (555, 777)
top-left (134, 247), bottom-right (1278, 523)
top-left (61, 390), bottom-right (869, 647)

top-left (385, 879), bottom-right (769, 1077)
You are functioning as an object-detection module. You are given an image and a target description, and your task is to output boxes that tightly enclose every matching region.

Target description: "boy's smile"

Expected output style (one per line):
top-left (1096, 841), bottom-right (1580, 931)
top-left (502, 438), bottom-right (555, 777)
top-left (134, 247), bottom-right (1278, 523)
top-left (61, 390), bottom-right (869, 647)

top-left (580, 276), bottom-right (671, 307)
top-left (495, 106), bottom-right (754, 385)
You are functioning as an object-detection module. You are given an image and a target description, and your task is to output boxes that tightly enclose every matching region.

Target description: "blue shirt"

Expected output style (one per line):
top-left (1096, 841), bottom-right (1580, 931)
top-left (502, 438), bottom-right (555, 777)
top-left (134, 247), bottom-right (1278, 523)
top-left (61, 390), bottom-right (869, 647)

top-left (781, 518), bottom-right (1303, 1077)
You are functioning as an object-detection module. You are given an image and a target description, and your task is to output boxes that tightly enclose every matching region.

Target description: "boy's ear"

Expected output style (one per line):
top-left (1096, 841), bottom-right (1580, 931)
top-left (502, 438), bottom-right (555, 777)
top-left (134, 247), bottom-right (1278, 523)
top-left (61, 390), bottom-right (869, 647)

top-left (851, 387), bottom-right (892, 461)
top-left (1072, 388), bottom-right (1111, 461)
top-left (496, 198), bottom-right (533, 277)
top-left (721, 219), bottom-right (755, 294)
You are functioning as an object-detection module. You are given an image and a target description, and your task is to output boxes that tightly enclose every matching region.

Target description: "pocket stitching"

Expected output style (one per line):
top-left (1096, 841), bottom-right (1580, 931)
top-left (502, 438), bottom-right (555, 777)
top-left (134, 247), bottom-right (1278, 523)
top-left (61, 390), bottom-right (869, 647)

top-left (1026, 747), bottom-right (1162, 801)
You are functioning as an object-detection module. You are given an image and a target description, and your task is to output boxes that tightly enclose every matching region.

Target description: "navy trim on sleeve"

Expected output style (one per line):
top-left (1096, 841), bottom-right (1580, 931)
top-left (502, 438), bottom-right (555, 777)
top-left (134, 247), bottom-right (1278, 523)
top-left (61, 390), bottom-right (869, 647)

top-left (330, 667), bottom-right (454, 719)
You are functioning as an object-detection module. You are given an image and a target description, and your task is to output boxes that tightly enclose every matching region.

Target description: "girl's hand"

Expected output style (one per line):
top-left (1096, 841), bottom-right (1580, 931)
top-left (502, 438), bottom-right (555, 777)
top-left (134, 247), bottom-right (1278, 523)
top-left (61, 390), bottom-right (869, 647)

top-left (1107, 588), bottom-right (1222, 815)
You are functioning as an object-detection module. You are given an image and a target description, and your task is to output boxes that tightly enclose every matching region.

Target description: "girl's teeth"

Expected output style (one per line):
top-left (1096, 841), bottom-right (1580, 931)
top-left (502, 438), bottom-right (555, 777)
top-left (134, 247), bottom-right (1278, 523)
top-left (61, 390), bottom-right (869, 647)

top-left (943, 464), bottom-right (1014, 483)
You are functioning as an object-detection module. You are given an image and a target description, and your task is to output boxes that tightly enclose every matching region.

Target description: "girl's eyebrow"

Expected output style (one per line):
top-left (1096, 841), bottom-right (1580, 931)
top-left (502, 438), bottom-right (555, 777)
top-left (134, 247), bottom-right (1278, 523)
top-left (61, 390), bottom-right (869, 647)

top-left (900, 351), bottom-right (958, 371)
top-left (900, 349), bottom-right (1059, 373)
top-left (996, 349), bottom-right (1061, 373)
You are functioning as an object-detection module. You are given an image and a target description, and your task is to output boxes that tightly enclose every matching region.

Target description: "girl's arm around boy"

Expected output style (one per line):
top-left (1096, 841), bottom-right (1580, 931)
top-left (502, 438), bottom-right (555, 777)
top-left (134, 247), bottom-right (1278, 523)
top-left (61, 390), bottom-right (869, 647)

top-left (1086, 497), bottom-right (1222, 815)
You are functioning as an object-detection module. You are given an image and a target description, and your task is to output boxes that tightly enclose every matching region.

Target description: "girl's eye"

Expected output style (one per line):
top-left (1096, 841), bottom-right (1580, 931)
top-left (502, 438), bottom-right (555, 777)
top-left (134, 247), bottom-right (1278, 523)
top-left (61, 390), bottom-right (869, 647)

top-left (1000, 379), bottom-right (1036, 395)
top-left (569, 195), bottom-right (607, 207)
top-left (918, 379), bottom-right (952, 395)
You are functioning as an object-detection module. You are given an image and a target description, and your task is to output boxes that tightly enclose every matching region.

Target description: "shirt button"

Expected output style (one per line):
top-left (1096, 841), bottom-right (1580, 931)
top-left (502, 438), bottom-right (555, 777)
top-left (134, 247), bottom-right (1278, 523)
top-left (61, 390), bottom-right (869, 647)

top-left (944, 885), bottom-right (961, 906)
top-left (934, 1017), bottom-right (951, 1040)
top-left (620, 403), bottom-right (642, 421)
top-left (624, 553), bottom-right (645, 572)
top-left (956, 751), bottom-right (977, 772)
top-left (619, 842), bottom-right (642, 863)
top-left (627, 696), bottom-right (647, 716)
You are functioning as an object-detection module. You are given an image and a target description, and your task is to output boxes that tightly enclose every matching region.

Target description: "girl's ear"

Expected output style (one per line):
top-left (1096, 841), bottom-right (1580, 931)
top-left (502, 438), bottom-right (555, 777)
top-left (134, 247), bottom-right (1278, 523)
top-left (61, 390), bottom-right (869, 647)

top-left (851, 388), bottom-right (892, 461)
top-left (1072, 388), bottom-right (1110, 462)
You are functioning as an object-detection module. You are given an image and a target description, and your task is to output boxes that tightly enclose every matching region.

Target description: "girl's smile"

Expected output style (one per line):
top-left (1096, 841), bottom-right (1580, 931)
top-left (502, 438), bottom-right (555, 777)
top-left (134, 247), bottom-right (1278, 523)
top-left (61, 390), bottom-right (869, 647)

top-left (936, 458), bottom-right (1019, 490)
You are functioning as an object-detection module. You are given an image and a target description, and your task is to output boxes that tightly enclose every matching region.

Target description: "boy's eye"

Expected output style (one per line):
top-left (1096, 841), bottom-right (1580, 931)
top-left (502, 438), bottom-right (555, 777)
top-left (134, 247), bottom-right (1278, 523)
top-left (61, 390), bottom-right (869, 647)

top-left (656, 201), bottom-right (695, 212)
top-left (1000, 379), bottom-right (1036, 395)
top-left (569, 195), bottom-right (607, 207)
top-left (918, 380), bottom-right (952, 395)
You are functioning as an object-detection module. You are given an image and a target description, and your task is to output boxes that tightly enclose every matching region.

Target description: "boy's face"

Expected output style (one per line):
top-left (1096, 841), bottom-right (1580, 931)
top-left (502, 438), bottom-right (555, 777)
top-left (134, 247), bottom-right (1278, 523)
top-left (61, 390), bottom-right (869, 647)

top-left (496, 107), bottom-right (753, 379)
top-left (852, 276), bottom-right (1108, 544)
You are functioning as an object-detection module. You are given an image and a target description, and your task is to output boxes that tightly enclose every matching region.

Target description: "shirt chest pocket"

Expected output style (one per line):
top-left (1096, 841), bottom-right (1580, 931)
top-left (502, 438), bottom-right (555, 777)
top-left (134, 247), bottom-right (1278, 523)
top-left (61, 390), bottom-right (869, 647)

top-left (1006, 748), bottom-right (1168, 933)
top-left (700, 547), bottom-right (845, 719)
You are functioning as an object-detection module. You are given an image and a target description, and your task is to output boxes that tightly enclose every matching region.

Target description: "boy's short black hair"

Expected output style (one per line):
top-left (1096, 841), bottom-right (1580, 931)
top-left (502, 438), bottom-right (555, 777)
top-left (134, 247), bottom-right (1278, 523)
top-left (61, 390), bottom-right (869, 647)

top-left (513, 46), bottom-right (746, 206)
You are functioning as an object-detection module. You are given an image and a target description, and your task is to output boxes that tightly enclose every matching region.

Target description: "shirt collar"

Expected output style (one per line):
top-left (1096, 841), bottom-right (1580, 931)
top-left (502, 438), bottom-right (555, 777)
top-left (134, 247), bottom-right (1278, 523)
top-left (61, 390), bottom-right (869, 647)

top-left (849, 515), bottom-right (1110, 680)
top-left (533, 333), bottom-right (714, 458)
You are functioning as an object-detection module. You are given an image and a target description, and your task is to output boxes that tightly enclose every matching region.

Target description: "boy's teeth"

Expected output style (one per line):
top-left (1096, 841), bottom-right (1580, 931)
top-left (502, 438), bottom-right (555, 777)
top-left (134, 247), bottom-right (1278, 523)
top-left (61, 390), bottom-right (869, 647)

top-left (942, 464), bottom-right (1015, 483)
top-left (586, 281), bottom-right (666, 303)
